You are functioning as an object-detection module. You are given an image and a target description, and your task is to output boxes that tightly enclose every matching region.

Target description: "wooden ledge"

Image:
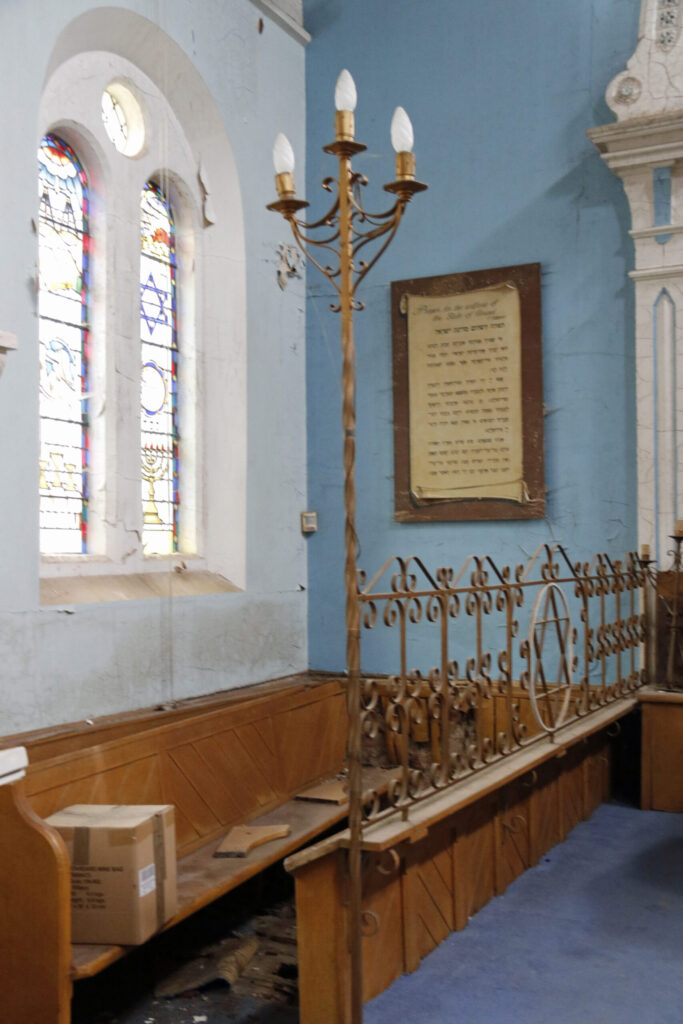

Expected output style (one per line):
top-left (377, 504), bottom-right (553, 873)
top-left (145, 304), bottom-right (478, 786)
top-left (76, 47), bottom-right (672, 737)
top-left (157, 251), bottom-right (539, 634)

top-left (637, 687), bottom-right (683, 705)
top-left (285, 698), bottom-right (637, 871)
top-left (2, 673), bottom-right (345, 764)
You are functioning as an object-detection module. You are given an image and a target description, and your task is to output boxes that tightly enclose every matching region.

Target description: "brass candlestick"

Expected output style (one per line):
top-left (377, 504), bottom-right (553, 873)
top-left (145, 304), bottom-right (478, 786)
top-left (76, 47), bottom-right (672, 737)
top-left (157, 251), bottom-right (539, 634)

top-left (664, 522), bottom-right (683, 690)
top-left (268, 73), bottom-right (426, 1024)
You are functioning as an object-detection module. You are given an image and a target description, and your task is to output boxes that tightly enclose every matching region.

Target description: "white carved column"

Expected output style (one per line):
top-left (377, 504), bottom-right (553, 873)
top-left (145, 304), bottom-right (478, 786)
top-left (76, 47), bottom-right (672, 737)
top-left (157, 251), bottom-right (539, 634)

top-left (589, 0), bottom-right (683, 563)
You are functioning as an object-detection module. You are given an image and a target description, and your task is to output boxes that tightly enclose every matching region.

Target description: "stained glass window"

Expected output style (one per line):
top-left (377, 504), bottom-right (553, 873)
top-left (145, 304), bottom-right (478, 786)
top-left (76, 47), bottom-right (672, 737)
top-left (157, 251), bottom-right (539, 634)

top-left (38, 134), bottom-right (89, 554)
top-left (101, 88), bottom-right (128, 153)
top-left (101, 83), bottom-right (145, 157)
top-left (140, 182), bottom-right (178, 555)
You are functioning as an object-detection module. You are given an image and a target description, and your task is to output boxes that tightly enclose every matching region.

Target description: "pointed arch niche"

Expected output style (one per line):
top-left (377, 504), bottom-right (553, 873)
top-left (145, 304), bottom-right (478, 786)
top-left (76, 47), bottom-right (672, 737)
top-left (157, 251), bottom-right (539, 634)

top-left (38, 8), bottom-right (247, 592)
top-left (590, 0), bottom-right (683, 563)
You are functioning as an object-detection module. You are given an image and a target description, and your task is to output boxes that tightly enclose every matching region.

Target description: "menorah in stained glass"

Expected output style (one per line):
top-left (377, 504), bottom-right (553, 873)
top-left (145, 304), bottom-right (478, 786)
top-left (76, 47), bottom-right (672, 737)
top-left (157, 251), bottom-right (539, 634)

top-left (141, 444), bottom-right (169, 526)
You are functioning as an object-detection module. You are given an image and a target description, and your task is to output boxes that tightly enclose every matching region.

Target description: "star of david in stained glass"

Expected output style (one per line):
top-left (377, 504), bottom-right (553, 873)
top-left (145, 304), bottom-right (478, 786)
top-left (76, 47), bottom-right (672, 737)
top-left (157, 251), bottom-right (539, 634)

top-left (140, 180), bottom-right (178, 556)
top-left (140, 271), bottom-right (169, 334)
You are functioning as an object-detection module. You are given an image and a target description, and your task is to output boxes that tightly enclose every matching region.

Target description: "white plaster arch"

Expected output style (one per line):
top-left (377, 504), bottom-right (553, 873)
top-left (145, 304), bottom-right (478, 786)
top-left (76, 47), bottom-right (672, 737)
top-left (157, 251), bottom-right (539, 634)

top-left (38, 8), bottom-right (247, 588)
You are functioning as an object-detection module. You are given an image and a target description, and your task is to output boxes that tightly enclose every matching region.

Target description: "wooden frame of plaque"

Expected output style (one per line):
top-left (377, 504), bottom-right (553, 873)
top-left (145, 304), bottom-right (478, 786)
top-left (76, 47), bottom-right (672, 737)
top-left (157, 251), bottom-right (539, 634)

top-left (392, 262), bottom-right (544, 522)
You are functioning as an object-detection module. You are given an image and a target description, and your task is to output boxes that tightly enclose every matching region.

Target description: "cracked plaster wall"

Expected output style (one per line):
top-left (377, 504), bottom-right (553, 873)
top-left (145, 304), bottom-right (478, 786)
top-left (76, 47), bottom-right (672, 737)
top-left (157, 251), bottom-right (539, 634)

top-left (0, 0), bottom-right (308, 734)
top-left (303, 0), bottom-right (643, 674)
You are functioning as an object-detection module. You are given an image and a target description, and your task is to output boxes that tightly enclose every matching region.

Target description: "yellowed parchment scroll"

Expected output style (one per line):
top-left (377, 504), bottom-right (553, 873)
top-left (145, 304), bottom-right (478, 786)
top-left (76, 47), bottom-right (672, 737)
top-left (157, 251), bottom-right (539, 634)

top-left (407, 283), bottom-right (524, 502)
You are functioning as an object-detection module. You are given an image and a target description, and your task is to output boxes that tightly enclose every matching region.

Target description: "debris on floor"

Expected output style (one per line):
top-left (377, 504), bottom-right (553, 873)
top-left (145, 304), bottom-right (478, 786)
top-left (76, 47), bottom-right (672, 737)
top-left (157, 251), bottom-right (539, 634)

top-left (152, 902), bottom-right (298, 1009)
top-left (155, 935), bottom-right (259, 998)
top-left (231, 908), bottom-right (298, 1006)
top-left (72, 876), bottom-right (300, 1023)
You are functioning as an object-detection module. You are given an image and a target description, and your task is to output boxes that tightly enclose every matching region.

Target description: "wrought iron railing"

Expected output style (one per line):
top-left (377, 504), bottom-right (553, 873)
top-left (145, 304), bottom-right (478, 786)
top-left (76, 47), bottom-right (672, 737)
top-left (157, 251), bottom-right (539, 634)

top-left (357, 543), bottom-right (649, 828)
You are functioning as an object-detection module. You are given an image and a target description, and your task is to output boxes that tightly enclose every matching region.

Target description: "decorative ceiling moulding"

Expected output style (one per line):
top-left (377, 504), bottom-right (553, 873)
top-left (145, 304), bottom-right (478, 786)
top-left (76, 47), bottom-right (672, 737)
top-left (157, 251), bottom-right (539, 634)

top-left (588, 0), bottom-right (683, 566)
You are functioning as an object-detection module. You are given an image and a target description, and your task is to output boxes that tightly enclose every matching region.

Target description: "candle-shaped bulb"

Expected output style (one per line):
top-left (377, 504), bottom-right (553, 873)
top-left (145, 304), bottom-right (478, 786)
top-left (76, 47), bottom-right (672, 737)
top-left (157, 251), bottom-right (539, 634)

top-left (273, 133), bottom-right (295, 175)
top-left (391, 107), bottom-right (414, 153)
top-left (675, 519), bottom-right (683, 538)
top-left (335, 69), bottom-right (357, 112)
top-left (641, 544), bottom-right (650, 559)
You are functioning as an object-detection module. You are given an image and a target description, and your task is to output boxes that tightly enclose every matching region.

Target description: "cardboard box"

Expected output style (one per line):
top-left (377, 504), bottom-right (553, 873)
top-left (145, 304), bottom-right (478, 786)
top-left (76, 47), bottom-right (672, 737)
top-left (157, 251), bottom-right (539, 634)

top-left (46, 804), bottom-right (177, 945)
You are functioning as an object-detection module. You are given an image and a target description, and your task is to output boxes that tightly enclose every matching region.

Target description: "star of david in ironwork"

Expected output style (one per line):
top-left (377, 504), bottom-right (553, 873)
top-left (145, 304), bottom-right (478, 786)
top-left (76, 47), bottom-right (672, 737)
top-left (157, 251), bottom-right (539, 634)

top-left (530, 583), bottom-right (573, 731)
top-left (140, 271), bottom-right (169, 334)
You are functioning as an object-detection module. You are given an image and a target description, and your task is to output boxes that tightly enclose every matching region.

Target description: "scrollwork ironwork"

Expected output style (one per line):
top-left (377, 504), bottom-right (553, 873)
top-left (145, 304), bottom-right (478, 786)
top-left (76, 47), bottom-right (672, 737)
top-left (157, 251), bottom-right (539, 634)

top-left (357, 543), bottom-right (648, 829)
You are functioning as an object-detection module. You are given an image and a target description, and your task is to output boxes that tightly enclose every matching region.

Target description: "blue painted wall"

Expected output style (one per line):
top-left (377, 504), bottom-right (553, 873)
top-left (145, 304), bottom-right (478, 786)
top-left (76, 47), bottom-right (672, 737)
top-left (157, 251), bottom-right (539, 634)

top-left (303, 0), bottom-right (641, 672)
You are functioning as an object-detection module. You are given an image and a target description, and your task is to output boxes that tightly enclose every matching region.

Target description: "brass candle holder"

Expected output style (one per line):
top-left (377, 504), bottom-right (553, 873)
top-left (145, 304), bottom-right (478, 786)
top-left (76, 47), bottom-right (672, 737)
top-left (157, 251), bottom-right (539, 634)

top-left (268, 71), bottom-right (427, 1024)
top-left (664, 521), bottom-right (683, 690)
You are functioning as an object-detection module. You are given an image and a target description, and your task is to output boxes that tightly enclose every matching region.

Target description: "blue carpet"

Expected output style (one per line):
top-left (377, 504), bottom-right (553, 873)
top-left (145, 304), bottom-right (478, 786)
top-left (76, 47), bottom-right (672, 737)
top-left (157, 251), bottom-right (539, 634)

top-left (365, 804), bottom-right (683, 1024)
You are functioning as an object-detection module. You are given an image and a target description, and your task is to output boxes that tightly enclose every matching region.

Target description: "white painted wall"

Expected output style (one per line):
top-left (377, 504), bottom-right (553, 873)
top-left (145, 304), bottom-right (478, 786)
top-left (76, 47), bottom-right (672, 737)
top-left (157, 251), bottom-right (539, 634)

top-left (0, 0), bottom-right (308, 733)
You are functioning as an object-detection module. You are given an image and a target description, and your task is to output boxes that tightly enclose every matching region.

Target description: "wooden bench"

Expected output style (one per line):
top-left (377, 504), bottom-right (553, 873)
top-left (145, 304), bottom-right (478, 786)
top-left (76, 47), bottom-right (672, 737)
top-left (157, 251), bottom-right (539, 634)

top-left (0, 673), bottom-right (358, 1024)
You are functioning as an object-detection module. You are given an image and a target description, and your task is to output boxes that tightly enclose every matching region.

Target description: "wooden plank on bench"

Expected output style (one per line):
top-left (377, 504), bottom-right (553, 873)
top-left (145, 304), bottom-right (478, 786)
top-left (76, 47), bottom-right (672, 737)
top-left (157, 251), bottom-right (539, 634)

top-left (215, 824), bottom-right (292, 857)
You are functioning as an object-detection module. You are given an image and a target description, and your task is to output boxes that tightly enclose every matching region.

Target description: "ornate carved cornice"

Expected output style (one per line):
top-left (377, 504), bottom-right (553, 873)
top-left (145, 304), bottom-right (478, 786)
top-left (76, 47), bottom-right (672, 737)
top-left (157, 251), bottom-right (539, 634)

top-left (588, 112), bottom-right (683, 174)
top-left (605, 0), bottom-right (683, 121)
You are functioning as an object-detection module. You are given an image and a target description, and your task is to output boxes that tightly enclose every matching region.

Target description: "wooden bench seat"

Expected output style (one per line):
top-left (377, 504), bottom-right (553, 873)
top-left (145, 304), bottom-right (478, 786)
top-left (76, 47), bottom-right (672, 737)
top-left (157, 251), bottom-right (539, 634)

top-left (0, 673), bottom-right (354, 1024)
top-left (71, 765), bottom-right (394, 981)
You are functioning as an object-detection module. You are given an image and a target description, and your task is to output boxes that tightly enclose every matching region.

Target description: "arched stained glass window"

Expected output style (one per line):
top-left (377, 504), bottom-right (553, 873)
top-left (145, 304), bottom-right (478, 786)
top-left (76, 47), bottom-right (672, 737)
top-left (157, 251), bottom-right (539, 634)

top-left (38, 134), bottom-right (89, 554)
top-left (140, 181), bottom-right (178, 555)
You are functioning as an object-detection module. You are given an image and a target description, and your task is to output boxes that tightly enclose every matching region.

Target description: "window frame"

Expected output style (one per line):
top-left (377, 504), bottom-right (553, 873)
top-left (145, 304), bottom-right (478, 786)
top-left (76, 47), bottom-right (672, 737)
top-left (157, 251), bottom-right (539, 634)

top-left (38, 36), bottom-right (248, 596)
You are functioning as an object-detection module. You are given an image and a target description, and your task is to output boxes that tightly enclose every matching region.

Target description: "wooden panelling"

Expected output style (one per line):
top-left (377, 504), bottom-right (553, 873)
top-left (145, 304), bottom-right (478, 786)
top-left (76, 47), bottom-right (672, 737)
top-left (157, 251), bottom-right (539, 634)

top-left (640, 694), bottom-right (683, 811)
top-left (295, 853), bottom-right (348, 1024)
top-left (2, 673), bottom-right (338, 764)
top-left (28, 756), bottom-right (163, 821)
top-left (452, 795), bottom-right (497, 931)
top-left (558, 743), bottom-right (586, 841)
top-left (362, 854), bottom-right (406, 1003)
top-left (234, 721), bottom-right (280, 790)
top-left (495, 777), bottom-right (531, 894)
top-left (162, 752), bottom-right (223, 842)
top-left (292, 840), bottom-right (407, 1024)
top-left (402, 823), bottom-right (454, 970)
top-left (528, 759), bottom-right (561, 864)
top-left (583, 735), bottom-right (611, 819)
top-left (291, 719), bottom-right (627, 1023)
top-left (276, 695), bottom-right (348, 794)
top-left (22, 679), bottom-right (348, 858)
top-left (170, 743), bottom-right (243, 824)
top-left (193, 729), bottom-right (278, 813)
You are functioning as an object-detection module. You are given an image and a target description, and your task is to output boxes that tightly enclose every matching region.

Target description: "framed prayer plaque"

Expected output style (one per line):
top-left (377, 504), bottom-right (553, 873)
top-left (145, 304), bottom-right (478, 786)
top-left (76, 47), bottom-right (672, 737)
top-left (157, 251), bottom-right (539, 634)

top-left (392, 263), bottom-right (544, 522)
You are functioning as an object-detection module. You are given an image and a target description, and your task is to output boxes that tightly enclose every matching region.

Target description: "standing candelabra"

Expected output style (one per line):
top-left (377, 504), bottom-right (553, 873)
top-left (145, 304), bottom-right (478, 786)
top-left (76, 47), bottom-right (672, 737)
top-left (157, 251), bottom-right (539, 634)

top-left (664, 521), bottom-right (683, 690)
top-left (268, 69), bottom-right (427, 1024)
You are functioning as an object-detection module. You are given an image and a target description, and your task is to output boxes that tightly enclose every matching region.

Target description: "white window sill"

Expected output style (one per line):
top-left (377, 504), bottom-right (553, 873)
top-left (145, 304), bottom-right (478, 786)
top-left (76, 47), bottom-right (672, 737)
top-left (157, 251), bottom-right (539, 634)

top-left (39, 564), bottom-right (240, 605)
